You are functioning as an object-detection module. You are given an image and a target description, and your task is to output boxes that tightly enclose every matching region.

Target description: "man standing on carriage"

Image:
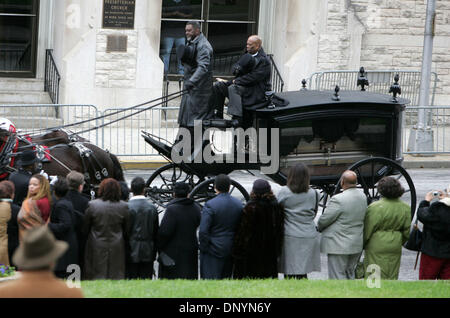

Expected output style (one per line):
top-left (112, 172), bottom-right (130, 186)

top-left (210, 35), bottom-right (272, 128)
top-left (177, 21), bottom-right (214, 148)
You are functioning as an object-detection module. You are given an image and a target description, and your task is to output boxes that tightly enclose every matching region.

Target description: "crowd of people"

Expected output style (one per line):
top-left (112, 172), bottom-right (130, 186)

top-left (0, 156), bottom-right (449, 297)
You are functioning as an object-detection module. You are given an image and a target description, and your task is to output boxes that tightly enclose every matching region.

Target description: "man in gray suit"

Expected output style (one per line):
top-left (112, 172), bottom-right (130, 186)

top-left (318, 170), bottom-right (368, 279)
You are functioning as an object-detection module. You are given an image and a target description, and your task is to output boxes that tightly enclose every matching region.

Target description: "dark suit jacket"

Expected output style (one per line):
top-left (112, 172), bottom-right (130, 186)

top-left (128, 197), bottom-right (159, 263)
top-left (199, 193), bottom-right (243, 258)
top-left (48, 197), bottom-right (79, 273)
top-left (8, 169), bottom-right (32, 206)
top-left (234, 48), bottom-right (272, 108)
top-left (158, 198), bottom-right (201, 279)
top-left (65, 190), bottom-right (89, 215)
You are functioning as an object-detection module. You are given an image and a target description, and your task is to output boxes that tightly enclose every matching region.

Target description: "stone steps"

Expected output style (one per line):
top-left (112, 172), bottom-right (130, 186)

top-left (0, 78), bottom-right (56, 130)
top-left (0, 90), bottom-right (51, 104)
top-left (0, 78), bottom-right (45, 91)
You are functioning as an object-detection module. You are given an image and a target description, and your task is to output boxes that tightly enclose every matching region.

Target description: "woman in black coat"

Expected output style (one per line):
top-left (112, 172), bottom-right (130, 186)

top-left (232, 179), bottom-right (284, 279)
top-left (157, 183), bottom-right (201, 279)
top-left (48, 177), bottom-right (79, 279)
top-left (417, 189), bottom-right (450, 280)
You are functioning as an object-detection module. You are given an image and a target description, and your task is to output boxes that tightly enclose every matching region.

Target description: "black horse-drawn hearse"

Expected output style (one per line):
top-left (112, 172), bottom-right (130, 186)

top-left (143, 74), bottom-right (416, 217)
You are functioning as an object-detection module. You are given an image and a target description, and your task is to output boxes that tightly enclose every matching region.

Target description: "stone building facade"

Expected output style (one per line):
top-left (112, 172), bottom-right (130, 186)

top-left (1, 0), bottom-right (449, 109)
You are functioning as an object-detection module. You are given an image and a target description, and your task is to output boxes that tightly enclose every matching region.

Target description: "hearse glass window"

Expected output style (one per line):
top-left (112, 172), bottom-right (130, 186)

top-left (160, 0), bottom-right (259, 77)
top-left (279, 117), bottom-right (390, 158)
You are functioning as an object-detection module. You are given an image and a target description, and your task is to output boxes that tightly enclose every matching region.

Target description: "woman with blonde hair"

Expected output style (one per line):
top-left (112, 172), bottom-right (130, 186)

top-left (17, 174), bottom-right (52, 240)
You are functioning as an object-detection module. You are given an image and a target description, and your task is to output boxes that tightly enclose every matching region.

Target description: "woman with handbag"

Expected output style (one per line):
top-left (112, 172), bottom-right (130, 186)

top-left (17, 174), bottom-right (52, 241)
top-left (417, 189), bottom-right (450, 280)
top-left (363, 177), bottom-right (411, 280)
top-left (277, 163), bottom-right (321, 280)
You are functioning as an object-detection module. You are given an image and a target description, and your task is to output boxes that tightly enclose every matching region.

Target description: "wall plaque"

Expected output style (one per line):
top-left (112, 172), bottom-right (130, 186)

top-left (106, 35), bottom-right (128, 52)
top-left (103, 0), bottom-right (136, 29)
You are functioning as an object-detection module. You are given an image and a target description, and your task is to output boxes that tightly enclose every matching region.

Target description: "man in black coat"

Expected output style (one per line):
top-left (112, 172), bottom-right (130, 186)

top-left (199, 175), bottom-right (243, 279)
top-left (48, 177), bottom-right (79, 279)
top-left (65, 171), bottom-right (90, 272)
top-left (127, 177), bottom-right (159, 279)
top-left (8, 150), bottom-right (39, 206)
top-left (157, 182), bottom-right (201, 279)
top-left (210, 35), bottom-right (272, 127)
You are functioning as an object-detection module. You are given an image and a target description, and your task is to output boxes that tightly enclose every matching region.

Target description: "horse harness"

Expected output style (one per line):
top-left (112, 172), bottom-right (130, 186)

top-left (70, 142), bottom-right (109, 184)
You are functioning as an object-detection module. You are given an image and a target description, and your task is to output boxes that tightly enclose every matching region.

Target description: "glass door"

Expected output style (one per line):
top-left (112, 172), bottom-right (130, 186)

top-left (160, 0), bottom-right (259, 76)
top-left (0, 0), bottom-right (39, 77)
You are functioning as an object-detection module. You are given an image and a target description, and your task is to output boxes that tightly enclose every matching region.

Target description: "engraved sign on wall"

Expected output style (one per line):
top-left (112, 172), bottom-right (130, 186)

top-left (103, 0), bottom-right (136, 29)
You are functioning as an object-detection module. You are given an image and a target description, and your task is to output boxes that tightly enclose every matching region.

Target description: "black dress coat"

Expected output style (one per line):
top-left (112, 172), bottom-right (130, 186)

top-left (64, 189), bottom-right (90, 267)
top-left (82, 199), bottom-right (131, 280)
top-left (48, 197), bottom-right (79, 273)
top-left (157, 198), bottom-right (201, 279)
top-left (8, 168), bottom-right (32, 206)
top-left (7, 203), bottom-right (20, 266)
top-left (234, 48), bottom-right (272, 109)
top-left (128, 197), bottom-right (159, 263)
top-left (178, 33), bottom-right (214, 127)
top-left (232, 198), bottom-right (284, 279)
top-left (417, 200), bottom-right (450, 259)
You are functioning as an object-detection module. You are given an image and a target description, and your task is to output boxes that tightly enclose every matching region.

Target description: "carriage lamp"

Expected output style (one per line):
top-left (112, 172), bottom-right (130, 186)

top-left (357, 67), bottom-right (369, 91)
top-left (301, 79), bottom-right (308, 90)
top-left (389, 74), bottom-right (402, 103)
top-left (332, 85), bottom-right (340, 101)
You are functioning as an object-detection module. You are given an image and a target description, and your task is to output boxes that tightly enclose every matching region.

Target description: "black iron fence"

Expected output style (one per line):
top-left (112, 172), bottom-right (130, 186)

top-left (44, 49), bottom-right (61, 104)
top-left (164, 51), bottom-right (285, 92)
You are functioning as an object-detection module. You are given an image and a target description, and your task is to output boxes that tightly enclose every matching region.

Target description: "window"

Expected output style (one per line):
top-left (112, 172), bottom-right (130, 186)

top-left (160, 0), bottom-right (259, 76)
top-left (0, 0), bottom-right (39, 77)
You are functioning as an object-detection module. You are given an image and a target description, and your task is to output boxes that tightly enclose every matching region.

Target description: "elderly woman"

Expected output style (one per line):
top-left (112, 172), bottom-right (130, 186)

top-left (232, 179), bottom-right (284, 279)
top-left (363, 176), bottom-right (411, 280)
top-left (83, 178), bottom-right (131, 280)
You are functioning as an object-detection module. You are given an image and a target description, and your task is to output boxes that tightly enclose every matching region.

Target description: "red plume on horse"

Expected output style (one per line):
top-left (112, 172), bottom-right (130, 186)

top-left (0, 117), bottom-right (124, 193)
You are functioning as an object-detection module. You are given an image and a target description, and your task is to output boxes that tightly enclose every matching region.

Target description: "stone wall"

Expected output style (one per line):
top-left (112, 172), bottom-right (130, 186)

top-left (314, 0), bottom-right (450, 105)
top-left (95, 30), bottom-right (138, 88)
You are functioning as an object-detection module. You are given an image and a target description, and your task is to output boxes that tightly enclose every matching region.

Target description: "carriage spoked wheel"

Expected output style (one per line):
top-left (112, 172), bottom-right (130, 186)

top-left (189, 177), bottom-right (250, 207)
top-left (145, 163), bottom-right (203, 212)
top-left (333, 157), bottom-right (417, 218)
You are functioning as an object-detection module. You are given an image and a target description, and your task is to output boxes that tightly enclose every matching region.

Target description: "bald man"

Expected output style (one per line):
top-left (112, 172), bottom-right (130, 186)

top-left (209, 35), bottom-right (272, 128)
top-left (318, 170), bottom-right (368, 280)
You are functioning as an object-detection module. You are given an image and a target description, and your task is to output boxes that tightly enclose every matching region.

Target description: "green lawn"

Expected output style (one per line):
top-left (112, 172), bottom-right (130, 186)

top-left (80, 279), bottom-right (450, 298)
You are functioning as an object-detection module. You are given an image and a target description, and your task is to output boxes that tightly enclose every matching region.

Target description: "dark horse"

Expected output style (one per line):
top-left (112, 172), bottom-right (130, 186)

top-left (1, 128), bottom-right (124, 189)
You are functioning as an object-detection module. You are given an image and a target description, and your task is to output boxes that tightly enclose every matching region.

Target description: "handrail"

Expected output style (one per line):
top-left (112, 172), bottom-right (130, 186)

top-left (44, 49), bottom-right (61, 104)
top-left (267, 54), bottom-right (284, 93)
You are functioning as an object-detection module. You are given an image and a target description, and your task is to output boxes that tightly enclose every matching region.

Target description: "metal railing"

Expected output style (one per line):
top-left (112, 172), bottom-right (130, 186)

top-left (164, 51), bottom-right (284, 85)
top-left (0, 104), bottom-right (100, 145)
top-left (403, 106), bottom-right (450, 154)
top-left (4, 103), bottom-right (450, 159)
top-left (267, 54), bottom-right (284, 93)
top-left (307, 70), bottom-right (438, 106)
top-left (44, 49), bottom-right (61, 104)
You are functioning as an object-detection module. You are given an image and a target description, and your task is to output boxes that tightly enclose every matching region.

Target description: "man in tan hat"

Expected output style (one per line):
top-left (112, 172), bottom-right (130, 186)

top-left (0, 226), bottom-right (84, 298)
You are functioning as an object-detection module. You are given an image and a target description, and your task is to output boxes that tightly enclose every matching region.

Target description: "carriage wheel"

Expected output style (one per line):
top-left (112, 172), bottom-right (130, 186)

top-left (333, 157), bottom-right (416, 219)
top-left (189, 177), bottom-right (250, 207)
top-left (145, 163), bottom-right (203, 211)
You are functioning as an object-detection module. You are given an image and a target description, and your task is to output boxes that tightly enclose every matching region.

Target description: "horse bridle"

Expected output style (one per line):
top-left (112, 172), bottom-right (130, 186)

top-left (0, 132), bottom-right (18, 174)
